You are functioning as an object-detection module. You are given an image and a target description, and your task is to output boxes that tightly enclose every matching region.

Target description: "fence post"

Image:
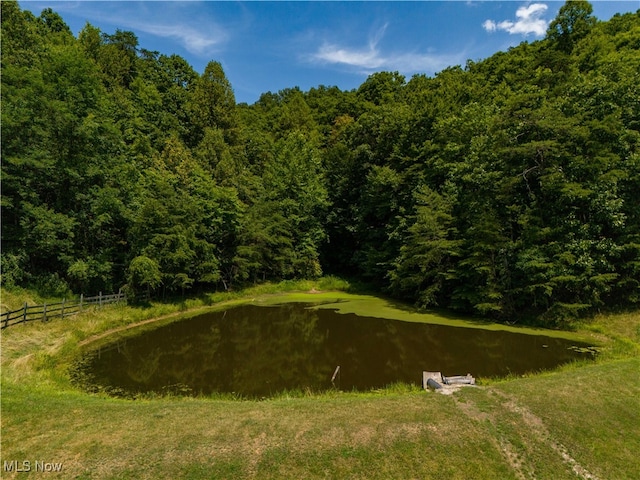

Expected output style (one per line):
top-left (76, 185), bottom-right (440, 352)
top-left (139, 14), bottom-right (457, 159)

top-left (80, 294), bottom-right (83, 312)
top-left (23, 302), bottom-right (27, 324)
top-left (99, 291), bottom-right (103, 308)
top-left (43, 302), bottom-right (47, 322)
top-left (61, 298), bottom-right (65, 318)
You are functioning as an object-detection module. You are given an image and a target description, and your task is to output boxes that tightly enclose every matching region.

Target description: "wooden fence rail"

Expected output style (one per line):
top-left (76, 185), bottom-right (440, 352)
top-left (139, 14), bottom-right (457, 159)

top-left (1, 291), bottom-right (126, 329)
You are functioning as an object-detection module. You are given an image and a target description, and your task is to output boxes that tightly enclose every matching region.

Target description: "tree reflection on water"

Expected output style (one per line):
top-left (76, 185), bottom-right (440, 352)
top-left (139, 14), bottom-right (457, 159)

top-left (79, 303), bottom-right (596, 398)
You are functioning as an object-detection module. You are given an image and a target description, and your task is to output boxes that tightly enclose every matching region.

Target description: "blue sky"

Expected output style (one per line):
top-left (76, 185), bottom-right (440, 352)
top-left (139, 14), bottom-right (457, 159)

top-left (19, 1), bottom-right (639, 104)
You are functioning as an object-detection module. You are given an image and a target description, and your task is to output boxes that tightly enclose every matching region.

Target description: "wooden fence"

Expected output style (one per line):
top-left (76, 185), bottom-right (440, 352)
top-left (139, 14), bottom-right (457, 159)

top-left (1, 292), bottom-right (126, 329)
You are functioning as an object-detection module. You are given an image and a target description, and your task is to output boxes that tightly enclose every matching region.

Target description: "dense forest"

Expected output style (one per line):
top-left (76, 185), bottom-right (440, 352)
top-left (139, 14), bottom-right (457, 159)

top-left (2, 1), bottom-right (639, 326)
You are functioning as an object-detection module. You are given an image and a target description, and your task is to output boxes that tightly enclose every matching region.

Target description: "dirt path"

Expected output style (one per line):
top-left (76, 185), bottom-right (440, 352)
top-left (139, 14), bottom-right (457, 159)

top-left (491, 390), bottom-right (600, 480)
top-left (453, 388), bottom-right (600, 480)
top-left (452, 390), bottom-right (533, 480)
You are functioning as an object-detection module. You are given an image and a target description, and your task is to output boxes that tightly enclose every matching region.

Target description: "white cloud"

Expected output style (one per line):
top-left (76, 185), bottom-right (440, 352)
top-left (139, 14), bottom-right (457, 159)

top-left (483, 3), bottom-right (549, 37)
top-left (313, 23), bottom-right (387, 69)
top-left (313, 43), bottom-right (385, 70)
top-left (130, 22), bottom-right (227, 55)
top-left (483, 19), bottom-right (498, 32)
top-left (309, 23), bottom-right (465, 75)
top-left (313, 46), bottom-right (464, 74)
top-left (39, 1), bottom-right (228, 56)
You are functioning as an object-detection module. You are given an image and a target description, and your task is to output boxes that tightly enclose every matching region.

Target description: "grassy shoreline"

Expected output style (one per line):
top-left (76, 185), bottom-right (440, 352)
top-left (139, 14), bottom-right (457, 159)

top-left (2, 281), bottom-right (639, 479)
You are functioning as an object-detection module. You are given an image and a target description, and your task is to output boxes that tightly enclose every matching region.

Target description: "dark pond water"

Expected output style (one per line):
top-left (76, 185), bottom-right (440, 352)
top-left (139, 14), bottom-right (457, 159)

top-left (75, 303), bottom-right (596, 398)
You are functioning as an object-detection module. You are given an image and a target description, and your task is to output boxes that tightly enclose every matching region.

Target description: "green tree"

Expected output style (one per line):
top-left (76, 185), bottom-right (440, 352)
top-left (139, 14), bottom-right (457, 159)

top-left (389, 186), bottom-right (460, 307)
top-left (264, 132), bottom-right (328, 278)
top-left (547, 1), bottom-right (596, 53)
top-left (127, 255), bottom-right (162, 298)
top-left (78, 22), bottom-right (102, 61)
top-left (357, 71), bottom-right (405, 106)
top-left (98, 29), bottom-right (139, 88)
top-left (188, 61), bottom-right (237, 144)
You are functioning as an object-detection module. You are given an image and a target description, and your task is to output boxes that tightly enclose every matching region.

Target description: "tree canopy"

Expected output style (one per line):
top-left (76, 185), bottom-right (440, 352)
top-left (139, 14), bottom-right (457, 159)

top-left (2, 1), bottom-right (639, 327)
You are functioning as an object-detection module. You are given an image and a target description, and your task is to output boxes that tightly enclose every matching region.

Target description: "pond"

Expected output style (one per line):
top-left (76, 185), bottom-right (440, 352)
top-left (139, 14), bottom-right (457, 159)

top-left (75, 302), bottom-right (597, 398)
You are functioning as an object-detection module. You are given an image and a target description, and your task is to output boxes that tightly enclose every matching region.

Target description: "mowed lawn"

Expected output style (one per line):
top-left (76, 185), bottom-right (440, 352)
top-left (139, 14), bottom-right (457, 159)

top-left (1, 290), bottom-right (639, 479)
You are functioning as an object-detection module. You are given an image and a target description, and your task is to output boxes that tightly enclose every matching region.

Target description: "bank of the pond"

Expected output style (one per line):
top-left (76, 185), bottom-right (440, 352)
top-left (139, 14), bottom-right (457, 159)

top-left (73, 301), bottom-right (597, 399)
top-left (1, 284), bottom-right (639, 479)
top-left (76, 291), bottom-right (596, 355)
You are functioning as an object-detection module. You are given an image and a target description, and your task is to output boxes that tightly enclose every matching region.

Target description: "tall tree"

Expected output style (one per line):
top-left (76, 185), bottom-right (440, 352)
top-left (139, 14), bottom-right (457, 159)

top-left (189, 61), bottom-right (237, 145)
top-left (389, 186), bottom-right (460, 307)
top-left (547, 0), bottom-right (596, 53)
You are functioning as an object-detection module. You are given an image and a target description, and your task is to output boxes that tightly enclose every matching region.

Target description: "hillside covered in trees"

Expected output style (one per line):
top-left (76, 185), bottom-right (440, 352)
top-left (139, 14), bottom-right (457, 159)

top-left (2, 1), bottom-right (639, 326)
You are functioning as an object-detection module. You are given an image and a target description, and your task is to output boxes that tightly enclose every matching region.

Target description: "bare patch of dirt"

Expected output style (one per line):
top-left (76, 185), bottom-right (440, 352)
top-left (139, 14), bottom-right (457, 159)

top-left (498, 438), bottom-right (533, 480)
top-left (434, 384), bottom-right (476, 395)
top-left (246, 432), bottom-right (269, 477)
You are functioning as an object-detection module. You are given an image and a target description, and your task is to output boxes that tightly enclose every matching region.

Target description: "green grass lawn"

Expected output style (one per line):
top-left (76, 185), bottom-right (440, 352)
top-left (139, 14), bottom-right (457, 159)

top-left (2, 281), bottom-right (639, 479)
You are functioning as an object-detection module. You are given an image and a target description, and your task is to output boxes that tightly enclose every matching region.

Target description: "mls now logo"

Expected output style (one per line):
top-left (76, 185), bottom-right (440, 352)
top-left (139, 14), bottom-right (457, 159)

top-left (3, 460), bottom-right (63, 472)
